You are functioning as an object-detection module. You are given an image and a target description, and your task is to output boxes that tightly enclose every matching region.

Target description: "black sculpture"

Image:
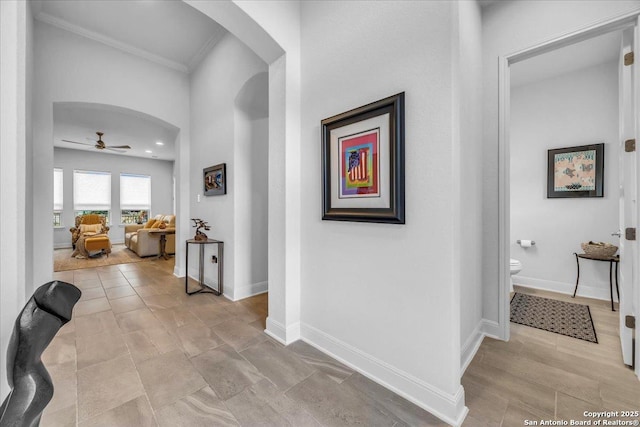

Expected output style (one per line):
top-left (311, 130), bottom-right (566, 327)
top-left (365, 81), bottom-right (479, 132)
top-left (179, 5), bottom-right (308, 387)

top-left (0, 281), bottom-right (81, 427)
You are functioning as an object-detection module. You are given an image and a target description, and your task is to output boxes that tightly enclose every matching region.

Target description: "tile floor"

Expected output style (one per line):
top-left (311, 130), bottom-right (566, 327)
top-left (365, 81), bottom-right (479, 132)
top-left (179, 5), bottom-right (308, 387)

top-left (41, 261), bottom-right (640, 426)
top-left (43, 258), bottom-right (445, 426)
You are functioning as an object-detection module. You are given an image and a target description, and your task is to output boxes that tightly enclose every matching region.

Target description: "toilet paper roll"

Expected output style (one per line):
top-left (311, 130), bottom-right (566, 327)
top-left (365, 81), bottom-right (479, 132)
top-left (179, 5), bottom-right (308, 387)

top-left (519, 240), bottom-right (532, 248)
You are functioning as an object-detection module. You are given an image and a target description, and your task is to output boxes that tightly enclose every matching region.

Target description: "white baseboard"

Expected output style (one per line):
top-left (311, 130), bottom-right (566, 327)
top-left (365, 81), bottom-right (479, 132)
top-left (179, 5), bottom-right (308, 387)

top-left (514, 275), bottom-right (613, 302)
top-left (300, 323), bottom-right (468, 426)
top-left (232, 281), bottom-right (268, 301)
top-left (481, 319), bottom-right (501, 340)
top-left (265, 317), bottom-right (286, 344)
top-left (173, 266), bottom-right (183, 278)
top-left (265, 317), bottom-right (300, 345)
top-left (460, 319), bottom-right (503, 375)
top-left (461, 321), bottom-right (484, 375)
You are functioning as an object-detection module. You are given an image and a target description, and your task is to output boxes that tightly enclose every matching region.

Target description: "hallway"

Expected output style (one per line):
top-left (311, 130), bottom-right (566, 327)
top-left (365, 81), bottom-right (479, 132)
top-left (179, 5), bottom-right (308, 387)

top-left (43, 259), bottom-right (443, 426)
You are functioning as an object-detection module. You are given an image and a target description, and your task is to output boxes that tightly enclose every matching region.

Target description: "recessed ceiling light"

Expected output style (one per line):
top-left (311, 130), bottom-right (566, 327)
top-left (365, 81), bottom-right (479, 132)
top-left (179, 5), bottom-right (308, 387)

top-left (145, 150), bottom-right (152, 153)
top-left (155, 141), bottom-right (164, 146)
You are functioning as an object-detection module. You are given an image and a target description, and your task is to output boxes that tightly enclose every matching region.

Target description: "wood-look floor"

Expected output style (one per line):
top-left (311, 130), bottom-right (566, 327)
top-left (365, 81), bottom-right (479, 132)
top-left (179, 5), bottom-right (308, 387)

top-left (41, 258), bottom-right (444, 426)
top-left (463, 285), bottom-right (640, 426)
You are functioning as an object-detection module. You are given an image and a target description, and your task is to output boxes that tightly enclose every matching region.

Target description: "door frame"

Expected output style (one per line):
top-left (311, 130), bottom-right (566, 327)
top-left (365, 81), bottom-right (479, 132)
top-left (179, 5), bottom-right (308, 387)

top-left (497, 9), bottom-right (640, 367)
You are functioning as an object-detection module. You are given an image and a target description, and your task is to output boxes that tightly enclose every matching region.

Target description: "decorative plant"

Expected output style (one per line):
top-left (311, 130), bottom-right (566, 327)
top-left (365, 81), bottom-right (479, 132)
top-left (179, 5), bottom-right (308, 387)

top-left (191, 218), bottom-right (210, 241)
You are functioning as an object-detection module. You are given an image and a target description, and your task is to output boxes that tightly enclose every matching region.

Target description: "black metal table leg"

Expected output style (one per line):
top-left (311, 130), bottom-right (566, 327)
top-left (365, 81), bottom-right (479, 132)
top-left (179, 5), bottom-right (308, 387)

top-left (609, 260), bottom-right (615, 311)
top-left (572, 253), bottom-right (580, 298)
top-left (574, 253), bottom-right (620, 310)
top-left (615, 260), bottom-right (620, 304)
top-left (185, 239), bottom-right (223, 296)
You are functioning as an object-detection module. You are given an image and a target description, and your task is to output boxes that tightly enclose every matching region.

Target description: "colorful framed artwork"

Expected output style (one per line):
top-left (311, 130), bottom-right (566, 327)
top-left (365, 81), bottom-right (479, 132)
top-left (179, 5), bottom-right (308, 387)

top-left (321, 93), bottom-right (405, 223)
top-left (547, 143), bottom-right (604, 198)
top-left (203, 163), bottom-right (226, 196)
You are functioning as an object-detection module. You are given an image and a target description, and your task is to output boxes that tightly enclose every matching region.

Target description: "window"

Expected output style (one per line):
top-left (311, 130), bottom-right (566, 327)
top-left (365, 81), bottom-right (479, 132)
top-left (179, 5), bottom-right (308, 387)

top-left (73, 170), bottom-right (111, 223)
top-left (53, 168), bottom-right (63, 226)
top-left (120, 173), bottom-right (151, 224)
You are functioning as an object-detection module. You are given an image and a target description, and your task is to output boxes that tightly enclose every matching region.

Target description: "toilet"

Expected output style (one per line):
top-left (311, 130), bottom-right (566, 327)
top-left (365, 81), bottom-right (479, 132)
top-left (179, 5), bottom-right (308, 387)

top-left (510, 258), bottom-right (522, 292)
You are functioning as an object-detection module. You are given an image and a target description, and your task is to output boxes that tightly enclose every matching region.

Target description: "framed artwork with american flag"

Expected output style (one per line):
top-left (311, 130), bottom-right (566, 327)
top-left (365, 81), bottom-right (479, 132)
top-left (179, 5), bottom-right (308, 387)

top-left (321, 93), bottom-right (405, 224)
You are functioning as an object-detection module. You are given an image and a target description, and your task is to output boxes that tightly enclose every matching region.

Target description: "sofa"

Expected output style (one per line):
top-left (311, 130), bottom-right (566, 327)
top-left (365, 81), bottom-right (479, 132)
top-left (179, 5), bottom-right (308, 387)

top-left (125, 214), bottom-right (176, 257)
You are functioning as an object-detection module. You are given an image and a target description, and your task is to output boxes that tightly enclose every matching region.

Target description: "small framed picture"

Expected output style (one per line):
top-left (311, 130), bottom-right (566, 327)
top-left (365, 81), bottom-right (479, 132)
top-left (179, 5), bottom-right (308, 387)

top-left (321, 93), bottom-right (405, 223)
top-left (547, 143), bottom-right (604, 198)
top-left (203, 163), bottom-right (226, 196)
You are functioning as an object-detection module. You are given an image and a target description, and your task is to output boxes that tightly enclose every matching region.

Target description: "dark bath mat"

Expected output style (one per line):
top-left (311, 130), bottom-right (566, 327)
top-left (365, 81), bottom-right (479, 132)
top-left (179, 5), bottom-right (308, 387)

top-left (510, 292), bottom-right (597, 343)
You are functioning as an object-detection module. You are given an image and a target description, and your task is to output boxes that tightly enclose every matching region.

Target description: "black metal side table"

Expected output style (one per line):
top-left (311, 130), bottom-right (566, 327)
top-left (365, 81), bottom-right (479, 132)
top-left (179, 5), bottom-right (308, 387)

top-left (185, 239), bottom-right (223, 296)
top-left (573, 252), bottom-right (619, 311)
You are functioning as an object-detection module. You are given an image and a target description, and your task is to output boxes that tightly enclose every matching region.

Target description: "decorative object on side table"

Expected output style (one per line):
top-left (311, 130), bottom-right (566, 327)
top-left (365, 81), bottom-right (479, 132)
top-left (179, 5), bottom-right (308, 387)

top-left (203, 163), bottom-right (226, 196)
top-left (581, 241), bottom-right (618, 257)
top-left (547, 143), bottom-right (604, 198)
top-left (321, 92), bottom-right (405, 223)
top-left (191, 218), bottom-right (210, 241)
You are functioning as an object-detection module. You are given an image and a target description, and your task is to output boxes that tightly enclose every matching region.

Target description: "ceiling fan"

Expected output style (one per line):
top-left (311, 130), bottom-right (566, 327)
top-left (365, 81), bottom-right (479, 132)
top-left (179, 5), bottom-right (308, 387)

top-left (62, 131), bottom-right (131, 153)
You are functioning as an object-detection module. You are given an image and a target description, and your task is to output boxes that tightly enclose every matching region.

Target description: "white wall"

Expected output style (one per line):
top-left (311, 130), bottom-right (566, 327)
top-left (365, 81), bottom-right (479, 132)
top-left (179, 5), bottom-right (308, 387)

top-left (481, 0), bottom-right (640, 329)
top-left (53, 147), bottom-right (174, 248)
top-left (300, 1), bottom-right (465, 424)
top-left (0, 0), bottom-right (31, 399)
top-left (25, 0), bottom-right (35, 298)
top-left (234, 73), bottom-right (269, 299)
top-left (510, 62), bottom-right (619, 300)
top-left (32, 20), bottom-right (191, 285)
top-left (189, 32), bottom-right (268, 300)
top-left (457, 0), bottom-right (485, 373)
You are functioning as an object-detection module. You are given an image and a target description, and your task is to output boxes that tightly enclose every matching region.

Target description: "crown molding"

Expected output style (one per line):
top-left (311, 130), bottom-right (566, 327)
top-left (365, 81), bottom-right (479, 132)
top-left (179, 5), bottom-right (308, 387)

top-left (187, 26), bottom-right (226, 72)
top-left (35, 12), bottom-right (189, 74)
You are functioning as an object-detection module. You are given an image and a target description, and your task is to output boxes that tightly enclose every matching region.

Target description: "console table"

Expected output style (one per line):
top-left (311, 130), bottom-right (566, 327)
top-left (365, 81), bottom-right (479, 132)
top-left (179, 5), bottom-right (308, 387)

top-left (573, 252), bottom-right (619, 311)
top-left (185, 238), bottom-right (223, 296)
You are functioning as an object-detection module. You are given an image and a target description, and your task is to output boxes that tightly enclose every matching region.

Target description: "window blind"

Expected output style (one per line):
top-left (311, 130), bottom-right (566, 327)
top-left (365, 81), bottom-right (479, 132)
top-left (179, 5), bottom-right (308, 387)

top-left (53, 168), bottom-right (63, 211)
top-left (73, 170), bottom-right (111, 211)
top-left (120, 174), bottom-right (151, 210)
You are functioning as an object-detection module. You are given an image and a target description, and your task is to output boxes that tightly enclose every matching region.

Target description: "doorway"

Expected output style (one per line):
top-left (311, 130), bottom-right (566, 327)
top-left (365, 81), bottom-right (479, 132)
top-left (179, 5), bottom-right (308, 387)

top-left (498, 12), bottom-right (640, 377)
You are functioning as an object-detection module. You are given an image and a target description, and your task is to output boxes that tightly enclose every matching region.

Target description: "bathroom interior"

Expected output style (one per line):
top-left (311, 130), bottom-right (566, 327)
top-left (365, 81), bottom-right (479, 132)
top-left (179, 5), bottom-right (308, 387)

top-left (509, 28), bottom-right (628, 361)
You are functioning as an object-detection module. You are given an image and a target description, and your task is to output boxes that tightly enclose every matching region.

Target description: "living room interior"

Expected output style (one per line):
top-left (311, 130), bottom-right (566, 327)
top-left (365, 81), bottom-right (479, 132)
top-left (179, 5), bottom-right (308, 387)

top-left (3, 1), bottom-right (640, 426)
top-left (52, 102), bottom-right (178, 267)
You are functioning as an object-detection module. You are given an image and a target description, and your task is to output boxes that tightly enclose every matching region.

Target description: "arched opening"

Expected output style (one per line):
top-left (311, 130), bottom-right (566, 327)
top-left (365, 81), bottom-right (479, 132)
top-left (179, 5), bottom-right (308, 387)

top-left (51, 101), bottom-right (181, 273)
top-left (185, 2), bottom-right (301, 343)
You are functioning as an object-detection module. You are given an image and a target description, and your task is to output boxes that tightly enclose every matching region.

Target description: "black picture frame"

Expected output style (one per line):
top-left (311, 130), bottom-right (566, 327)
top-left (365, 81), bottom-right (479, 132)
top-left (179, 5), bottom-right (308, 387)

top-left (321, 93), bottom-right (405, 223)
top-left (203, 163), bottom-right (226, 196)
top-left (547, 143), bottom-right (604, 198)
